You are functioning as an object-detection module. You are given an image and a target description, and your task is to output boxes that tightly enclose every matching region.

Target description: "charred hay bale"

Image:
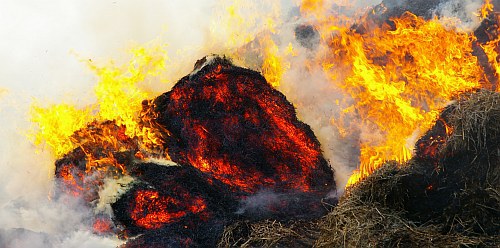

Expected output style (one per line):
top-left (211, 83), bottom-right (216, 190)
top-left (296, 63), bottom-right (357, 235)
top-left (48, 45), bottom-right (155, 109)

top-left (443, 187), bottom-right (500, 235)
top-left (112, 163), bottom-right (238, 246)
top-left (338, 161), bottom-right (450, 224)
top-left (218, 219), bottom-right (321, 248)
top-left (146, 55), bottom-right (334, 194)
top-left (434, 90), bottom-right (500, 235)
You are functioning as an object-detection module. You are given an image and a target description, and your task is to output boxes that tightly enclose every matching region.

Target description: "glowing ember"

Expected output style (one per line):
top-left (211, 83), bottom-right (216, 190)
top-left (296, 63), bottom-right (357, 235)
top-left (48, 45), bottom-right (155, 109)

top-left (130, 189), bottom-right (207, 229)
top-left (146, 56), bottom-right (335, 193)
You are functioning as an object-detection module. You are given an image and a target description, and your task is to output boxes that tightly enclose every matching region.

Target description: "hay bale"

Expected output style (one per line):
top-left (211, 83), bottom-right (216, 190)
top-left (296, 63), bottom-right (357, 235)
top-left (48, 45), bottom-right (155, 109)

top-left (315, 161), bottom-right (499, 247)
top-left (316, 194), bottom-right (498, 247)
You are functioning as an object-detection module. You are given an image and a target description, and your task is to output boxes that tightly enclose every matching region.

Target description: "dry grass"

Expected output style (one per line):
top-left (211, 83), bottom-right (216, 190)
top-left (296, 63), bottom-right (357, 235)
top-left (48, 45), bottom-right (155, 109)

top-left (315, 161), bottom-right (500, 248)
top-left (446, 89), bottom-right (500, 153)
top-left (218, 219), bottom-right (321, 248)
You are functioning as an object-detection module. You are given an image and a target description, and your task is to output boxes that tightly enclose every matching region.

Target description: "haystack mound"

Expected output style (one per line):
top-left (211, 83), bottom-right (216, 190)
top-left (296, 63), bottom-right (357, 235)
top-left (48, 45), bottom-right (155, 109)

top-left (316, 90), bottom-right (500, 247)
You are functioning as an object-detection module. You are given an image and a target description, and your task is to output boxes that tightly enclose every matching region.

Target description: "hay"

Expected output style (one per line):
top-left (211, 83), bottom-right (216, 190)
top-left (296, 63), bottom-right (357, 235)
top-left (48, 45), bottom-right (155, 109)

top-left (316, 162), bottom-right (499, 248)
top-left (316, 90), bottom-right (500, 247)
top-left (218, 219), bottom-right (321, 248)
top-left (446, 90), bottom-right (500, 154)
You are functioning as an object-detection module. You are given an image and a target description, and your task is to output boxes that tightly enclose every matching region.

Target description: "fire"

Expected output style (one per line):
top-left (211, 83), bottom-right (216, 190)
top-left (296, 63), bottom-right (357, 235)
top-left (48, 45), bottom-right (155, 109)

top-left (481, 0), bottom-right (494, 19)
top-left (151, 57), bottom-right (334, 194)
top-left (24, 4), bottom-right (500, 245)
top-left (130, 189), bottom-right (207, 229)
top-left (316, 12), bottom-right (485, 186)
top-left (30, 104), bottom-right (92, 158)
top-left (93, 217), bottom-right (114, 234)
top-left (261, 35), bottom-right (290, 88)
top-left (31, 44), bottom-right (168, 160)
top-left (482, 38), bottom-right (500, 80)
top-left (31, 1), bottom-right (499, 192)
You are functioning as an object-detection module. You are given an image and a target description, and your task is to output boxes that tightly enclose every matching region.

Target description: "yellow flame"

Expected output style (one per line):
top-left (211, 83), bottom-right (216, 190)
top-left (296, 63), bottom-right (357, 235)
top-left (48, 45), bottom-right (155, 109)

top-left (319, 13), bottom-right (483, 186)
top-left (30, 103), bottom-right (93, 157)
top-left (29, 1), bottom-right (498, 189)
top-left (480, 0), bottom-right (494, 19)
top-left (89, 44), bottom-right (167, 138)
top-left (30, 43), bottom-right (169, 158)
top-left (261, 36), bottom-right (290, 88)
top-left (481, 38), bottom-right (500, 83)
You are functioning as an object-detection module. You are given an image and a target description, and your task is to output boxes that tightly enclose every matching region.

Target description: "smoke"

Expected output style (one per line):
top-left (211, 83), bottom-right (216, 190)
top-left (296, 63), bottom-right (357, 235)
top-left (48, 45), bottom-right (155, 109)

top-left (0, 0), bottom-right (216, 247)
top-left (236, 189), bottom-right (338, 220)
top-left (433, 0), bottom-right (484, 31)
top-left (277, 50), bottom-right (359, 188)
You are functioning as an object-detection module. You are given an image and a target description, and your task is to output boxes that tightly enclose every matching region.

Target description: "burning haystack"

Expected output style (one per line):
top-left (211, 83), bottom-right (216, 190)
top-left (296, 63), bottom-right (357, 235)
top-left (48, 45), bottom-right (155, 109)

top-left (219, 90), bottom-right (500, 248)
top-left (316, 90), bottom-right (500, 247)
top-left (53, 56), bottom-right (336, 247)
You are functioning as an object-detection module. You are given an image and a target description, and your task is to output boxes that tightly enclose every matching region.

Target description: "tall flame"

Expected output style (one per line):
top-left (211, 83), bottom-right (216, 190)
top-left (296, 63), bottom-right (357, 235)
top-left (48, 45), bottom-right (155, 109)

top-left (321, 13), bottom-right (484, 186)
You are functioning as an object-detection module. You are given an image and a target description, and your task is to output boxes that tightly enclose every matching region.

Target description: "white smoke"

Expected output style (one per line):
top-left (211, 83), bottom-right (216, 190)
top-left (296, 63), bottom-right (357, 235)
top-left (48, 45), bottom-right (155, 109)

top-left (0, 0), bottom-right (216, 247)
top-left (433, 0), bottom-right (484, 32)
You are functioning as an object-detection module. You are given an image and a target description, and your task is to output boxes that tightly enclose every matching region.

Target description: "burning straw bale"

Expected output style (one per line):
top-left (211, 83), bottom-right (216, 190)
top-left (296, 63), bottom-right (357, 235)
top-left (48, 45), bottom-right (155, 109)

top-left (146, 55), bottom-right (335, 195)
top-left (316, 90), bottom-right (500, 247)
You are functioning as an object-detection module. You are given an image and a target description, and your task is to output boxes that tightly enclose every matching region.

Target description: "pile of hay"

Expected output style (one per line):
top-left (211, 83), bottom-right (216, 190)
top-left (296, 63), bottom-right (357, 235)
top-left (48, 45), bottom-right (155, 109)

top-left (219, 90), bottom-right (500, 247)
top-left (317, 90), bottom-right (500, 247)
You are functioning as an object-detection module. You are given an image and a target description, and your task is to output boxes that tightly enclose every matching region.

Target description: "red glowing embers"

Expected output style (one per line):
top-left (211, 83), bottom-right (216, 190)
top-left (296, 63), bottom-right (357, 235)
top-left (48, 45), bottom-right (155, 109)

top-left (131, 189), bottom-right (207, 229)
top-left (147, 56), bottom-right (334, 193)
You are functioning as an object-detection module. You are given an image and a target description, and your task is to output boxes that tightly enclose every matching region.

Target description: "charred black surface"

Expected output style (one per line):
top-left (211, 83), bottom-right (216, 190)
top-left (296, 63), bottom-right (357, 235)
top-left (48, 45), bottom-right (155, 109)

top-left (112, 163), bottom-right (237, 237)
top-left (121, 219), bottom-right (226, 248)
top-left (148, 56), bottom-right (335, 194)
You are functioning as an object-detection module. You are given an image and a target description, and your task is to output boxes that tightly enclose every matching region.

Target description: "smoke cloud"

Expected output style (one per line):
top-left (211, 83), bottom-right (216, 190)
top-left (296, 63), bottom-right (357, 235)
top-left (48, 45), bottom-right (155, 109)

top-left (433, 0), bottom-right (484, 31)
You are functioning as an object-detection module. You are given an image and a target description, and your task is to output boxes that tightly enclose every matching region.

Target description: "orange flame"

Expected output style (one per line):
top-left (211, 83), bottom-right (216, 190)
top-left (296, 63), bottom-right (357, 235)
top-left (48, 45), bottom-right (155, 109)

top-left (480, 0), bottom-right (494, 19)
top-left (318, 12), bottom-right (484, 186)
top-left (30, 1), bottom-right (500, 192)
top-left (30, 44), bottom-right (169, 165)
